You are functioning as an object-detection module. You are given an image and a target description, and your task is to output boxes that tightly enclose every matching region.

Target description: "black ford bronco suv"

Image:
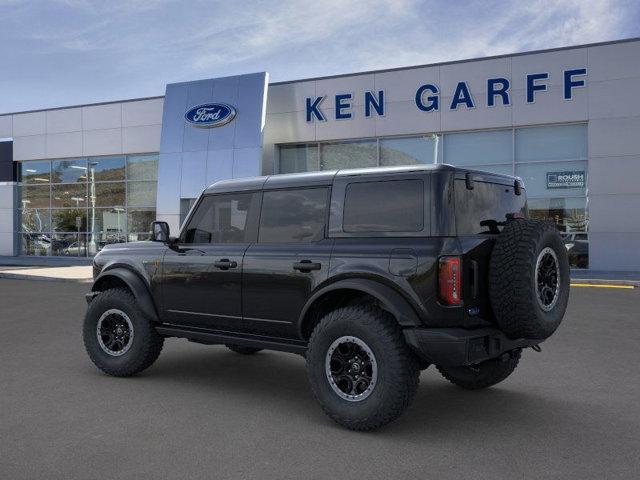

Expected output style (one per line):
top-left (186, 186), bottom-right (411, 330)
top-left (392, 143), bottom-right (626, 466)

top-left (83, 165), bottom-right (569, 430)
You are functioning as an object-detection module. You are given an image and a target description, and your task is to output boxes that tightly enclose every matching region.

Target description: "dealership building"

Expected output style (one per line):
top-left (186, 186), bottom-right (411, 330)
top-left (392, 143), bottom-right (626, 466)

top-left (0, 37), bottom-right (639, 271)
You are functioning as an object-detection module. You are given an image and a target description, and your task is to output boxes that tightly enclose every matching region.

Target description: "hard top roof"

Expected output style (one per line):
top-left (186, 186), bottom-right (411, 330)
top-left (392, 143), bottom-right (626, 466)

top-left (204, 164), bottom-right (519, 194)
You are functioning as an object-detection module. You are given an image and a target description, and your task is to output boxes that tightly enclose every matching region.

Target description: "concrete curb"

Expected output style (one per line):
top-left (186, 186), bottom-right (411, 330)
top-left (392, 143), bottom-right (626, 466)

top-left (0, 272), bottom-right (93, 283)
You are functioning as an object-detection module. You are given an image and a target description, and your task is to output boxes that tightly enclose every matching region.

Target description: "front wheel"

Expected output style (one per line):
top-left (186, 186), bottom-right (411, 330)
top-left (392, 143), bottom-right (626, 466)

top-left (83, 288), bottom-right (164, 377)
top-left (306, 305), bottom-right (420, 431)
top-left (436, 349), bottom-right (521, 390)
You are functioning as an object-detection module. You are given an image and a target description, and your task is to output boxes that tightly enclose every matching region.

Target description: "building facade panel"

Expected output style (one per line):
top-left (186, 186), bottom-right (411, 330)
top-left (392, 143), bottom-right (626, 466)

top-left (12, 111), bottom-right (46, 137)
top-left (46, 107), bottom-right (82, 134)
top-left (589, 232), bottom-right (640, 271)
top-left (82, 128), bottom-right (122, 156)
top-left (122, 124), bottom-right (162, 154)
top-left (46, 131), bottom-right (83, 158)
top-left (0, 115), bottom-right (12, 137)
top-left (3, 38), bottom-right (640, 271)
top-left (587, 155), bottom-right (640, 195)
top-left (81, 103), bottom-right (122, 131)
top-left (589, 193), bottom-right (640, 234)
top-left (588, 116), bottom-right (640, 157)
top-left (13, 135), bottom-right (46, 161)
top-left (121, 98), bottom-right (164, 127)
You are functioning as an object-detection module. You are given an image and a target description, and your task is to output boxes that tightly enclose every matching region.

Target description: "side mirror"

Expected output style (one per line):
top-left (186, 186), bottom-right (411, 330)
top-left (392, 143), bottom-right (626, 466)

top-left (151, 221), bottom-right (170, 242)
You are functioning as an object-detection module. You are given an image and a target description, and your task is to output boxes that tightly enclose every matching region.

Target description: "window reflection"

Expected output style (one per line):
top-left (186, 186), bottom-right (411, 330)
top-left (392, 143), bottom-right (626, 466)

top-left (20, 160), bottom-right (50, 184)
top-left (18, 154), bottom-right (158, 257)
top-left (321, 141), bottom-right (377, 170)
top-left (50, 233), bottom-right (87, 257)
top-left (127, 181), bottom-right (157, 207)
top-left (127, 155), bottom-right (158, 181)
top-left (52, 209), bottom-right (87, 232)
top-left (94, 182), bottom-right (125, 207)
top-left (21, 185), bottom-right (50, 209)
top-left (20, 209), bottom-right (51, 233)
top-left (51, 159), bottom-right (88, 183)
top-left (92, 156), bottom-right (125, 182)
top-left (52, 184), bottom-right (87, 208)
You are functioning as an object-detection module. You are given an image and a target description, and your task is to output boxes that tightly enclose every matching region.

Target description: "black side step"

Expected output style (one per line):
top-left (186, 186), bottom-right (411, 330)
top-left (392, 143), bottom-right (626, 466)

top-left (155, 325), bottom-right (308, 355)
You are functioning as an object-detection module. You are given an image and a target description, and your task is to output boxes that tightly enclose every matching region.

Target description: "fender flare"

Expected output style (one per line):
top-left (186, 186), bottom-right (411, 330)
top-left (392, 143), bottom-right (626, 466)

top-left (92, 267), bottom-right (159, 322)
top-left (297, 278), bottom-right (422, 337)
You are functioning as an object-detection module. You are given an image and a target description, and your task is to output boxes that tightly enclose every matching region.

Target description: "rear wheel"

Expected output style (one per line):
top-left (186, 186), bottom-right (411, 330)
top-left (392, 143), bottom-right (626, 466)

top-left (437, 349), bottom-right (521, 390)
top-left (83, 288), bottom-right (164, 377)
top-left (306, 305), bottom-right (420, 431)
top-left (225, 344), bottom-right (262, 355)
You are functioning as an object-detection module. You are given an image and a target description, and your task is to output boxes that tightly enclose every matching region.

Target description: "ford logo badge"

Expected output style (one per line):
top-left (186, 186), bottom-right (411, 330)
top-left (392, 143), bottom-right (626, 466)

top-left (184, 103), bottom-right (237, 128)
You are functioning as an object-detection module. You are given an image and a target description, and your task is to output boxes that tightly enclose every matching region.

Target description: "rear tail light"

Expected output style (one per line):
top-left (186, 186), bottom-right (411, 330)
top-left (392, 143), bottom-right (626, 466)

top-left (438, 256), bottom-right (462, 306)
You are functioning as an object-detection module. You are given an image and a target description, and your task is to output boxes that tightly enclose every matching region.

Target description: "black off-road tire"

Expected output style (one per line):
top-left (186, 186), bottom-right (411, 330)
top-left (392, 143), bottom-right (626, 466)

top-left (489, 219), bottom-right (570, 340)
top-left (83, 288), bottom-right (164, 377)
top-left (436, 349), bottom-right (521, 390)
top-left (225, 344), bottom-right (262, 355)
top-left (306, 305), bottom-right (420, 431)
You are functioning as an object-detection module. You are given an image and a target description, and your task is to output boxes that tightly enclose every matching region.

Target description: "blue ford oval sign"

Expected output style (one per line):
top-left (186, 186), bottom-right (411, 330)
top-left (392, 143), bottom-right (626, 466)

top-left (184, 103), bottom-right (237, 128)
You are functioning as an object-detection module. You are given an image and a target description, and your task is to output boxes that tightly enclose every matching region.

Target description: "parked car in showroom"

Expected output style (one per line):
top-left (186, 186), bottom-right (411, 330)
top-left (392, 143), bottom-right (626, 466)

top-left (83, 165), bottom-right (569, 430)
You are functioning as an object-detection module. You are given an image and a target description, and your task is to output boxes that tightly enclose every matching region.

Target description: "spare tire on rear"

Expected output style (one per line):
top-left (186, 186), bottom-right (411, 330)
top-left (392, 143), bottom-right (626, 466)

top-left (489, 219), bottom-right (570, 340)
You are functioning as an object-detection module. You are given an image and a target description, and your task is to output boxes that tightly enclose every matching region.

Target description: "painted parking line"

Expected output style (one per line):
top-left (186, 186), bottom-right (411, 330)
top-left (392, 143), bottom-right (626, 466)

top-left (570, 283), bottom-right (636, 289)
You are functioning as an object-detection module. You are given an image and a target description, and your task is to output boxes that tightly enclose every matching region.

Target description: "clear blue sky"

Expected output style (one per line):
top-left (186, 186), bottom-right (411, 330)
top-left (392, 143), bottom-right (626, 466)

top-left (1, 0), bottom-right (639, 113)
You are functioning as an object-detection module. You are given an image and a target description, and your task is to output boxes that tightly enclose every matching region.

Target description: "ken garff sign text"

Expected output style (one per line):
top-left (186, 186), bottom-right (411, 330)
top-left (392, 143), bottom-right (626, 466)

top-left (305, 68), bottom-right (587, 122)
top-left (185, 103), bottom-right (237, 128)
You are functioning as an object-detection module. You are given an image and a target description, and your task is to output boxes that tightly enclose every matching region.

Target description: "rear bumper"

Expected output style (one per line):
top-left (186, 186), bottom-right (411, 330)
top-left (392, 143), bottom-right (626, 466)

top-left (403, 326), bottom-right (540, 367)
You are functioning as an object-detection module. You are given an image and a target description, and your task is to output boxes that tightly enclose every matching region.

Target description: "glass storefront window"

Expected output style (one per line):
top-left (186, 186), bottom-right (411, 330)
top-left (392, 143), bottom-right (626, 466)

top-left (279, 145), bottom-right (319, 174)
top-left (91, 156), bottom-right (125, 182)
top-left (52, 209), bottom-right (87, 232)
top-left (380, 135), bottom-right (440, 166)
top-left (527, 197), bottom-right (588, 233)
top-left (20, 209), bottom-right (50, 233)
top-left (516, 161), bottom-right (587, 198)
top-left (127, 181), bottom-right (157, 207)
top-left (128, 209), bottom-right (155, 233)
top-left (90, 208), bottom-right (127, 235)
top-left (20, 160), bottom-right (50, 184)
top-left (51, 158), bottom-right (88, 183)
top-left (21, 233), bottom-right (52, 256)
top-left (443, 129), bottom-right (512, 166)
top-left (52, 183), bottom-right (87, 208)
top-left (17, 154), bottom-right (158, 257)
top-left (127, 154), bottom-right (158, 181)
top-left (20, 185), bottom-right (50, 209)
top-left (94, 182), bottom-right (126, 207)
top-left (50, 233), bottom-right (87, 257)
top-left (321, 140), bottom-right (377, 170)
top-left (516, 124), bottom-right (587, 162)
top-left (528, 197), bottom-right (588, 269)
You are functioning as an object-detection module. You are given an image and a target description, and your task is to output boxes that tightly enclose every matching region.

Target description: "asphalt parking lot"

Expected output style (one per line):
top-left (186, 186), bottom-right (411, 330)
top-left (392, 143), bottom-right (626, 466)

top-left (1, 279), bottom-right (639, 479)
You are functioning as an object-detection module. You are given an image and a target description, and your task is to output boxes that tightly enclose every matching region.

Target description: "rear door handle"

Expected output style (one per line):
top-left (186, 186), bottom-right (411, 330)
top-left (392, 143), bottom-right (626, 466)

top-left (214, 259), bottom-right (238, 270)
top-left (293, 260), bottom-right (321, 272)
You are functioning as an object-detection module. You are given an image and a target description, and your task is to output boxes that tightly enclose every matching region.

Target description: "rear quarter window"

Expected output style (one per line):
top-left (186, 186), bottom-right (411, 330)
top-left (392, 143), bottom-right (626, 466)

top-left (455, 180), bottom-right (527, 235)
top-left (343, 179), bottom-right (424, 233)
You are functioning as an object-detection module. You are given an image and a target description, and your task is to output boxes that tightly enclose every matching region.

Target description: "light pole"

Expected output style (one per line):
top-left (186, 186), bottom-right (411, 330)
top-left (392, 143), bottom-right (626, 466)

top-left (88, 162), bottom-right (97, 254)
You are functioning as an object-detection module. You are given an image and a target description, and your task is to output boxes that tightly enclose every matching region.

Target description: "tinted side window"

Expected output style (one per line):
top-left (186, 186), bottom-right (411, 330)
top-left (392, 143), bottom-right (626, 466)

top-left (454, 180), bottom-right (527, 235)
top-left (259, 188), bottom-right (328, 243)
top-left (343, 180), bottom-right (424, 232)
top-left (183, 193), bottom-right (257, 244)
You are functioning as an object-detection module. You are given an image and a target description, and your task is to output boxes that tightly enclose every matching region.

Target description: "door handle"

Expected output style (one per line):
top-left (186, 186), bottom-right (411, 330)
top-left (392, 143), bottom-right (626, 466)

top-left (293, 260), bottom-right (321, 272)
top-left (214, 259), bottom-right (238, 270)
